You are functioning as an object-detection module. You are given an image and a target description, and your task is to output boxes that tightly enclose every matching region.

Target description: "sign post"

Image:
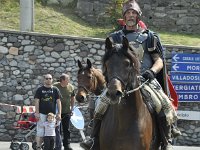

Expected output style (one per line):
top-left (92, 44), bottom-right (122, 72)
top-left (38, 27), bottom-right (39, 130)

top-left (20, 0), bottom-right (34, 31)
top-left (177, 110), bottom-right (200, 120)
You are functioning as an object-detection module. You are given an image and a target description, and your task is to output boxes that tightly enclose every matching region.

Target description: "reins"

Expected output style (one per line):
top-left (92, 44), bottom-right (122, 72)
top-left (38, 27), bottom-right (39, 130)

top-left (124, 77), bottom-right (149, 96)
top-left (77, 85), bottom-right (91, 95)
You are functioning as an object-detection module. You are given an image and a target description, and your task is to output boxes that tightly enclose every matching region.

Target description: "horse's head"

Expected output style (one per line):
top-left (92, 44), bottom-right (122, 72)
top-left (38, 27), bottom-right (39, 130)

top-left (102, 37), bottom-right (140, 104)
top-left (76, 59), bottom-right (106, 103)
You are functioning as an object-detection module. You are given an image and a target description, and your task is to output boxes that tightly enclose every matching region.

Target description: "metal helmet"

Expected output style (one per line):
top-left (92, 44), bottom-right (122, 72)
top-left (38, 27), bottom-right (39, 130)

top-left (122, 0), bottom-right (142, 16)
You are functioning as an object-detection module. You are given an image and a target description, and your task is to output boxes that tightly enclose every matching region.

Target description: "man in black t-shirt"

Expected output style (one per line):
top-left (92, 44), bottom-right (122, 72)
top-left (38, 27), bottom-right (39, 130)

top-left (34, 74), bottom-right (61, 150)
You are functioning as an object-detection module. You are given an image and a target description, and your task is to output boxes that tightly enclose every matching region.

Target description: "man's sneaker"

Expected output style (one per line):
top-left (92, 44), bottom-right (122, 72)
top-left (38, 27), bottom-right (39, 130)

top-left (64, 144), bottom-right (73, 150)
top-left (80, 138), bottom-right (94, 150)
top-left (172, 127), bottom-right (182, 138)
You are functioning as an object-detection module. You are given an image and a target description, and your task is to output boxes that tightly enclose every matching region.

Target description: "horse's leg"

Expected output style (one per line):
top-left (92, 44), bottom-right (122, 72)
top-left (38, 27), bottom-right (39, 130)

top-left (91, 119), bottom-right (101, 150)
top-left (89, 108), bottom-right (95, 120)
top-left (88, 108), bottom-right (95, 128)
top-left (92, 137), bottom-right (100, 150)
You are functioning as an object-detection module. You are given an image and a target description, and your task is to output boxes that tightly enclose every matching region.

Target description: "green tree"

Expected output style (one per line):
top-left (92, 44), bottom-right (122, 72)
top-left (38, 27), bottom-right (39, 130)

top-left (107, 0), bottom-right (126, 23)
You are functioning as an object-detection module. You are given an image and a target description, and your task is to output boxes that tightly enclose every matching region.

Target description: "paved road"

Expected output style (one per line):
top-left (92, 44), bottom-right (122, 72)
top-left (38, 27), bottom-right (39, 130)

top-left (4, 142), bottom-right (84, 150)
top-left (5, 141), bottom-right (200, 150)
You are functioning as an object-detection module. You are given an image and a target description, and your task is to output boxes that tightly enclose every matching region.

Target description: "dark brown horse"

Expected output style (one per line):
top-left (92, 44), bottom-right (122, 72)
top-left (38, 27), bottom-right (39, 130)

top-left (100, 37), bottom-right (161, 150)
top-left (76, 59), bottom-right (106, 103)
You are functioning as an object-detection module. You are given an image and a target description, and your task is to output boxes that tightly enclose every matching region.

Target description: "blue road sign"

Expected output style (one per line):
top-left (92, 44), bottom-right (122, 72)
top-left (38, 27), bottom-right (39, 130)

top-left (171, 53), bottom-right (200, 102)
top-left (171, 63), bottom-right (200, 73)
top-left (173, 83), bottom-right (200, 92)
top-left (177, 93), bottom-right (200, 102)
top-left (170, 73), bottom-right (200, 83)
top-left (172, 53), bottom-right (200, 63)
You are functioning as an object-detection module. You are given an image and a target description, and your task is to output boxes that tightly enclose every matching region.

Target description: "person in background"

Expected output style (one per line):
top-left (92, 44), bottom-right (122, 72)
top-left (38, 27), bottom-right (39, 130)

top-left (34, 74), bottom-right (61, 150)
top-left (40, 112), bottom-right (60, 150)
top-left (54, 74), bottom-right (75, 150)
top-left (55, 105), bottom-right (62, 150)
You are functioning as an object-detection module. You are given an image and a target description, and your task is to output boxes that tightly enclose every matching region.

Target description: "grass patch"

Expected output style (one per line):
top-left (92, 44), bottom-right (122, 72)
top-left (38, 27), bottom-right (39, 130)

top-left (34, 4), bottom-right (113, 38)
top-left (0, 1), bottom-right (200, 47)
top-left (159, 32), bottom-right (200, 47)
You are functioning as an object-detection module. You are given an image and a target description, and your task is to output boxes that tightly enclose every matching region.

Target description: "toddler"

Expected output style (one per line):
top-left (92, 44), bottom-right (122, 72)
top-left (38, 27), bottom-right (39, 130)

top-left (40, 112), bottom-right (60, 150)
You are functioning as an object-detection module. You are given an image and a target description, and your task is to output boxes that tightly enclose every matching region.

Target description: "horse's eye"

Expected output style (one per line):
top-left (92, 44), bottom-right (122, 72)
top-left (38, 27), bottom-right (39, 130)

top-left (124, 60), bottom-right (131, 67)
top-left (88, 75), bottom-right (93, 79)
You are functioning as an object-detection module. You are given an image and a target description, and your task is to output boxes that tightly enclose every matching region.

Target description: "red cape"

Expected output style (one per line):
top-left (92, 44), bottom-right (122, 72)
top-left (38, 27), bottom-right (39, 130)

top-left (167, 76), bottom-right (178, 110)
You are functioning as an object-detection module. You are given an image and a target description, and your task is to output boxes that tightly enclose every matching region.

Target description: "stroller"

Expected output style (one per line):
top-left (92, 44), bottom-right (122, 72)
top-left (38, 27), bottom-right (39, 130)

top-left (10, 106), bottom-right (37, 150)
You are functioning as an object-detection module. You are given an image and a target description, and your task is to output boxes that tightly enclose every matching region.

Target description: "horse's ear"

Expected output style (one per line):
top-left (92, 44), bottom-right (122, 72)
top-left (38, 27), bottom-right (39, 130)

top-left (77, 59), bottom-right (83, 69)
top-left (105, 37), bottom-right (113, 50)
top-left (87, 59), bottom-right (92, 68)
top-left (122, 36), bottom-right (129, 51)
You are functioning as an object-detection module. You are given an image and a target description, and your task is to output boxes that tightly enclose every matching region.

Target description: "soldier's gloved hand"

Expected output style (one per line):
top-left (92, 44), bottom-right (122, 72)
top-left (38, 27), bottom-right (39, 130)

top-left (142, 69), bottom-right (156, 81)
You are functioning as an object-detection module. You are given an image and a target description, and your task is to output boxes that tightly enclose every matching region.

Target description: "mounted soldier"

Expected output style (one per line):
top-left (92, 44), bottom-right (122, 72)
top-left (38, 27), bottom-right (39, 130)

top-left (80, 0), bottom-right (181, 150)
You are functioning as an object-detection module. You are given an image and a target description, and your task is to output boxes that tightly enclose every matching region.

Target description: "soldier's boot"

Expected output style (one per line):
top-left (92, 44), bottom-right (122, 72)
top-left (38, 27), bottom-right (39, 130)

top-left (80, 118), bottom-right (101, 150)
top-left (162, 124), bottom-right (173, 150)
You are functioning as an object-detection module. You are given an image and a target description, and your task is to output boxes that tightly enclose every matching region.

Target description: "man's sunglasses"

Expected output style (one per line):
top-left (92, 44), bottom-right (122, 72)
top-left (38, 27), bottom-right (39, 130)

top-left (45, 78), bottom-right (52, 80)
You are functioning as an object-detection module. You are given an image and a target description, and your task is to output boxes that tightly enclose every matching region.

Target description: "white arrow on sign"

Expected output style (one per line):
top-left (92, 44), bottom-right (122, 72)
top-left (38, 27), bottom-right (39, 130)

top-left (172, 64), bottom-right (179, 71)
top-left (172, 54), bottom-right (180, 62)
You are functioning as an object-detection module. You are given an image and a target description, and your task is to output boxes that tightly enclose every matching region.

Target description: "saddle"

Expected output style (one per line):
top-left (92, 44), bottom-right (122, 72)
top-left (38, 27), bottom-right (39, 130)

top-left (140, 79), bottom-right (177, 147)
top-left (140, 86), bottom-right (156, 114)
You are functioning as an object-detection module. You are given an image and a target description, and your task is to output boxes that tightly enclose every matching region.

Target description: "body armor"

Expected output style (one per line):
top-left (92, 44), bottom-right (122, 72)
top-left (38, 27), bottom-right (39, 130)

top-left (110, 29), bottom-right (154, 74)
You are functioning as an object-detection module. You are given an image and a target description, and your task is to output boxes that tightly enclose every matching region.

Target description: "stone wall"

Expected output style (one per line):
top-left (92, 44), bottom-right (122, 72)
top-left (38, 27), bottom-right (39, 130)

top-left (0, 103), bottom-right (18, 141)
top-left (76, 0), bottom-right (200, 34)
top-left (0, 30), bottom-right (200, 145)
top-left (76, 0), bottom-right (111, 24)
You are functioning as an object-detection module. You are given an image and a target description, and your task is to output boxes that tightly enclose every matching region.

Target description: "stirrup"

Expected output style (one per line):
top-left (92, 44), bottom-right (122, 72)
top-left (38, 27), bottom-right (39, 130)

top-left (80, 138), bottom-right (94, 150)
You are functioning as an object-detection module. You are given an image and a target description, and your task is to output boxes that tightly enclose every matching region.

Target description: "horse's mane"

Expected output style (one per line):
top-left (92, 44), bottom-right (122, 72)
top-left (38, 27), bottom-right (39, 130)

top-left (102, 44), bottom-right (140, 75)
top-left (92, 67), bottom-right (106, 85)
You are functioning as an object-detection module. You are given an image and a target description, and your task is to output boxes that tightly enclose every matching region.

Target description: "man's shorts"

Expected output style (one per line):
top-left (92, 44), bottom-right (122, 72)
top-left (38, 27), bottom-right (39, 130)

top-left (36, 113), bottom-right (47, 137)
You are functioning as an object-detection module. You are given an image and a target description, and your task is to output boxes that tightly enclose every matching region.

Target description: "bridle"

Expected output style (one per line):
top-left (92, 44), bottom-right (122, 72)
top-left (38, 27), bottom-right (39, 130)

top-left (77, 73), bottom-right (96, 95)
top-left (124, 77), bottom-right (149, 96)
top-left (77, 84), bottom-right (91, 95)
top-left (107, 73), bottom-right (143, 97)
top-left (77, 69), bottom-right (105, 96)
top-left (106, 74), bottom-right (148, 104)
top-left (104, 54), bottom-right (146, 98)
